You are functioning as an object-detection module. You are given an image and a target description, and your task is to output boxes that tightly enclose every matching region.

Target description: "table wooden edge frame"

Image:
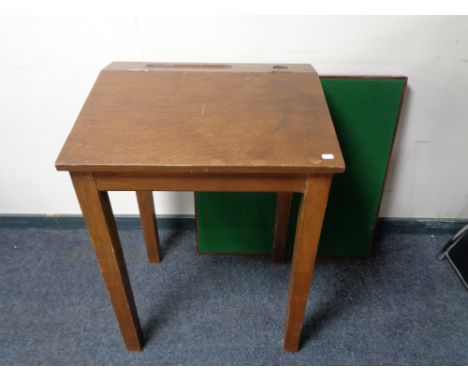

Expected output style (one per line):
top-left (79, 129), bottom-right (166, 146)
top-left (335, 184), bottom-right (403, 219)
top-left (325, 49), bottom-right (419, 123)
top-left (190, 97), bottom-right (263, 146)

top-left (93, 172), bottom-right (308, 192)
top-left (71, 170), bottom-right (332, 352)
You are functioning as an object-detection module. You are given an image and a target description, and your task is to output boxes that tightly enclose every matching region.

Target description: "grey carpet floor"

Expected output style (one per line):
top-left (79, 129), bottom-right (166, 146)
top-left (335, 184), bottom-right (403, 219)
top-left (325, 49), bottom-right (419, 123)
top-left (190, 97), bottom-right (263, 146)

top-left (0, 225), bottom-right (467, 365)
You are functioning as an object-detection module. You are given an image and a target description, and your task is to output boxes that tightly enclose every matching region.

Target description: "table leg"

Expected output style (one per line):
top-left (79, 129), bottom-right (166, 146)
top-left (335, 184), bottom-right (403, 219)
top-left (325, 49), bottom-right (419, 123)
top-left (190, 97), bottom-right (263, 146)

top-left (283, 175), bottom-right (331, 352)
top-left (136, 191), bottom-right (161, 263)
top-left (272, 192), bottom-right (293, 264)
top-left (71, 173), bottom-right (144, 351)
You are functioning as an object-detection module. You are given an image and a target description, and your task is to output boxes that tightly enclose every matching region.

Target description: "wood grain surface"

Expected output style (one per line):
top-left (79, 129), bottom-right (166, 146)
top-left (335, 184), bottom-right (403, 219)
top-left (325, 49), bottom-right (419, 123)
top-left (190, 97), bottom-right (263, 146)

top-left (136, 191), bottom-right (161, 263)
top-left (71, 173), bottom-right (144, 351)
top-left (56, 62), bottom-right (344, 175)
top-left (283, 175), bottom-right (332, 352)
top-left (272, 192), bottom-right (293, 264)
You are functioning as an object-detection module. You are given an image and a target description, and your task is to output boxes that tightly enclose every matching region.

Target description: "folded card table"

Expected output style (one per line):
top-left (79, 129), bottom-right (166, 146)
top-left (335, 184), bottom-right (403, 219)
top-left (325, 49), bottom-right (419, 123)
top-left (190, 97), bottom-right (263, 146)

top-left (55, 62), bottom-right (345, 352)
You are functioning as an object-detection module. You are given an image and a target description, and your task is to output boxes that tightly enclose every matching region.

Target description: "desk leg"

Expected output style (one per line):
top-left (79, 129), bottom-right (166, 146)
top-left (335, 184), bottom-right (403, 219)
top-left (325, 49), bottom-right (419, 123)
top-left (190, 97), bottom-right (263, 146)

top-left (71, 173), bottom-right (144, 351)
top-left (272, 192), bottom-right (293, 264)
top-left (284, 175), bottom-right (331, 352)
top-left (136, 191), bottom-right (161, 263)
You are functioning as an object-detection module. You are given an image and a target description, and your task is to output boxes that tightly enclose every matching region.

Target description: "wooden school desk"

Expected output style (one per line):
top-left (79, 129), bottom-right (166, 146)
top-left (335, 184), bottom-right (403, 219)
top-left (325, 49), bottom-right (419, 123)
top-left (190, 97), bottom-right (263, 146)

top-left (55, 62), bottom-right (345, 352)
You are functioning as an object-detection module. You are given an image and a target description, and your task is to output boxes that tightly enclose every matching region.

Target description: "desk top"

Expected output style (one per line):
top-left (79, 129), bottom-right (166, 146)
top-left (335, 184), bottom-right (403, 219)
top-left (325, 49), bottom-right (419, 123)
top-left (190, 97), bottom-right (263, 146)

top-left (56, 62), bottom-right (345, 174)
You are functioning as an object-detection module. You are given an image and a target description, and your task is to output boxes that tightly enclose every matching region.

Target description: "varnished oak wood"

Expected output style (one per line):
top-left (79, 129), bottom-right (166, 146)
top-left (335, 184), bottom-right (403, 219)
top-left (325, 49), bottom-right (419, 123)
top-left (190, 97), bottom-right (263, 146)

top-left (272, 192), bottom-right (293, 264)
top-left (284, 175), bottom-right (332, 352)
top-left (136, 191), bottom-right (161, 263)
top-left (94, 173), bottom-right (307, 192)
top-left (70, 173), bottom-right (143, 351)
top-left (55, 62), bottom-right (344, 174)
top-left (56, 62), bottom-right (345, 353)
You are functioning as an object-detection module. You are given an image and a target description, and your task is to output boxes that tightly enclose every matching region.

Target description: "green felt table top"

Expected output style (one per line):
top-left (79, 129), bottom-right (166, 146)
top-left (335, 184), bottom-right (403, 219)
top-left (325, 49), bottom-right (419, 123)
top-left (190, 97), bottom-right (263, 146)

top-left (195, 76), bottom-right (407, 257)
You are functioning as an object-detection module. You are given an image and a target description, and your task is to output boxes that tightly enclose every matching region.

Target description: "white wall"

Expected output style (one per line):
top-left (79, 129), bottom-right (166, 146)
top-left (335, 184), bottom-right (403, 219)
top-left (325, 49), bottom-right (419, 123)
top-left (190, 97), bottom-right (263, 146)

top-left (1, 15), bottom-right (467, 218)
